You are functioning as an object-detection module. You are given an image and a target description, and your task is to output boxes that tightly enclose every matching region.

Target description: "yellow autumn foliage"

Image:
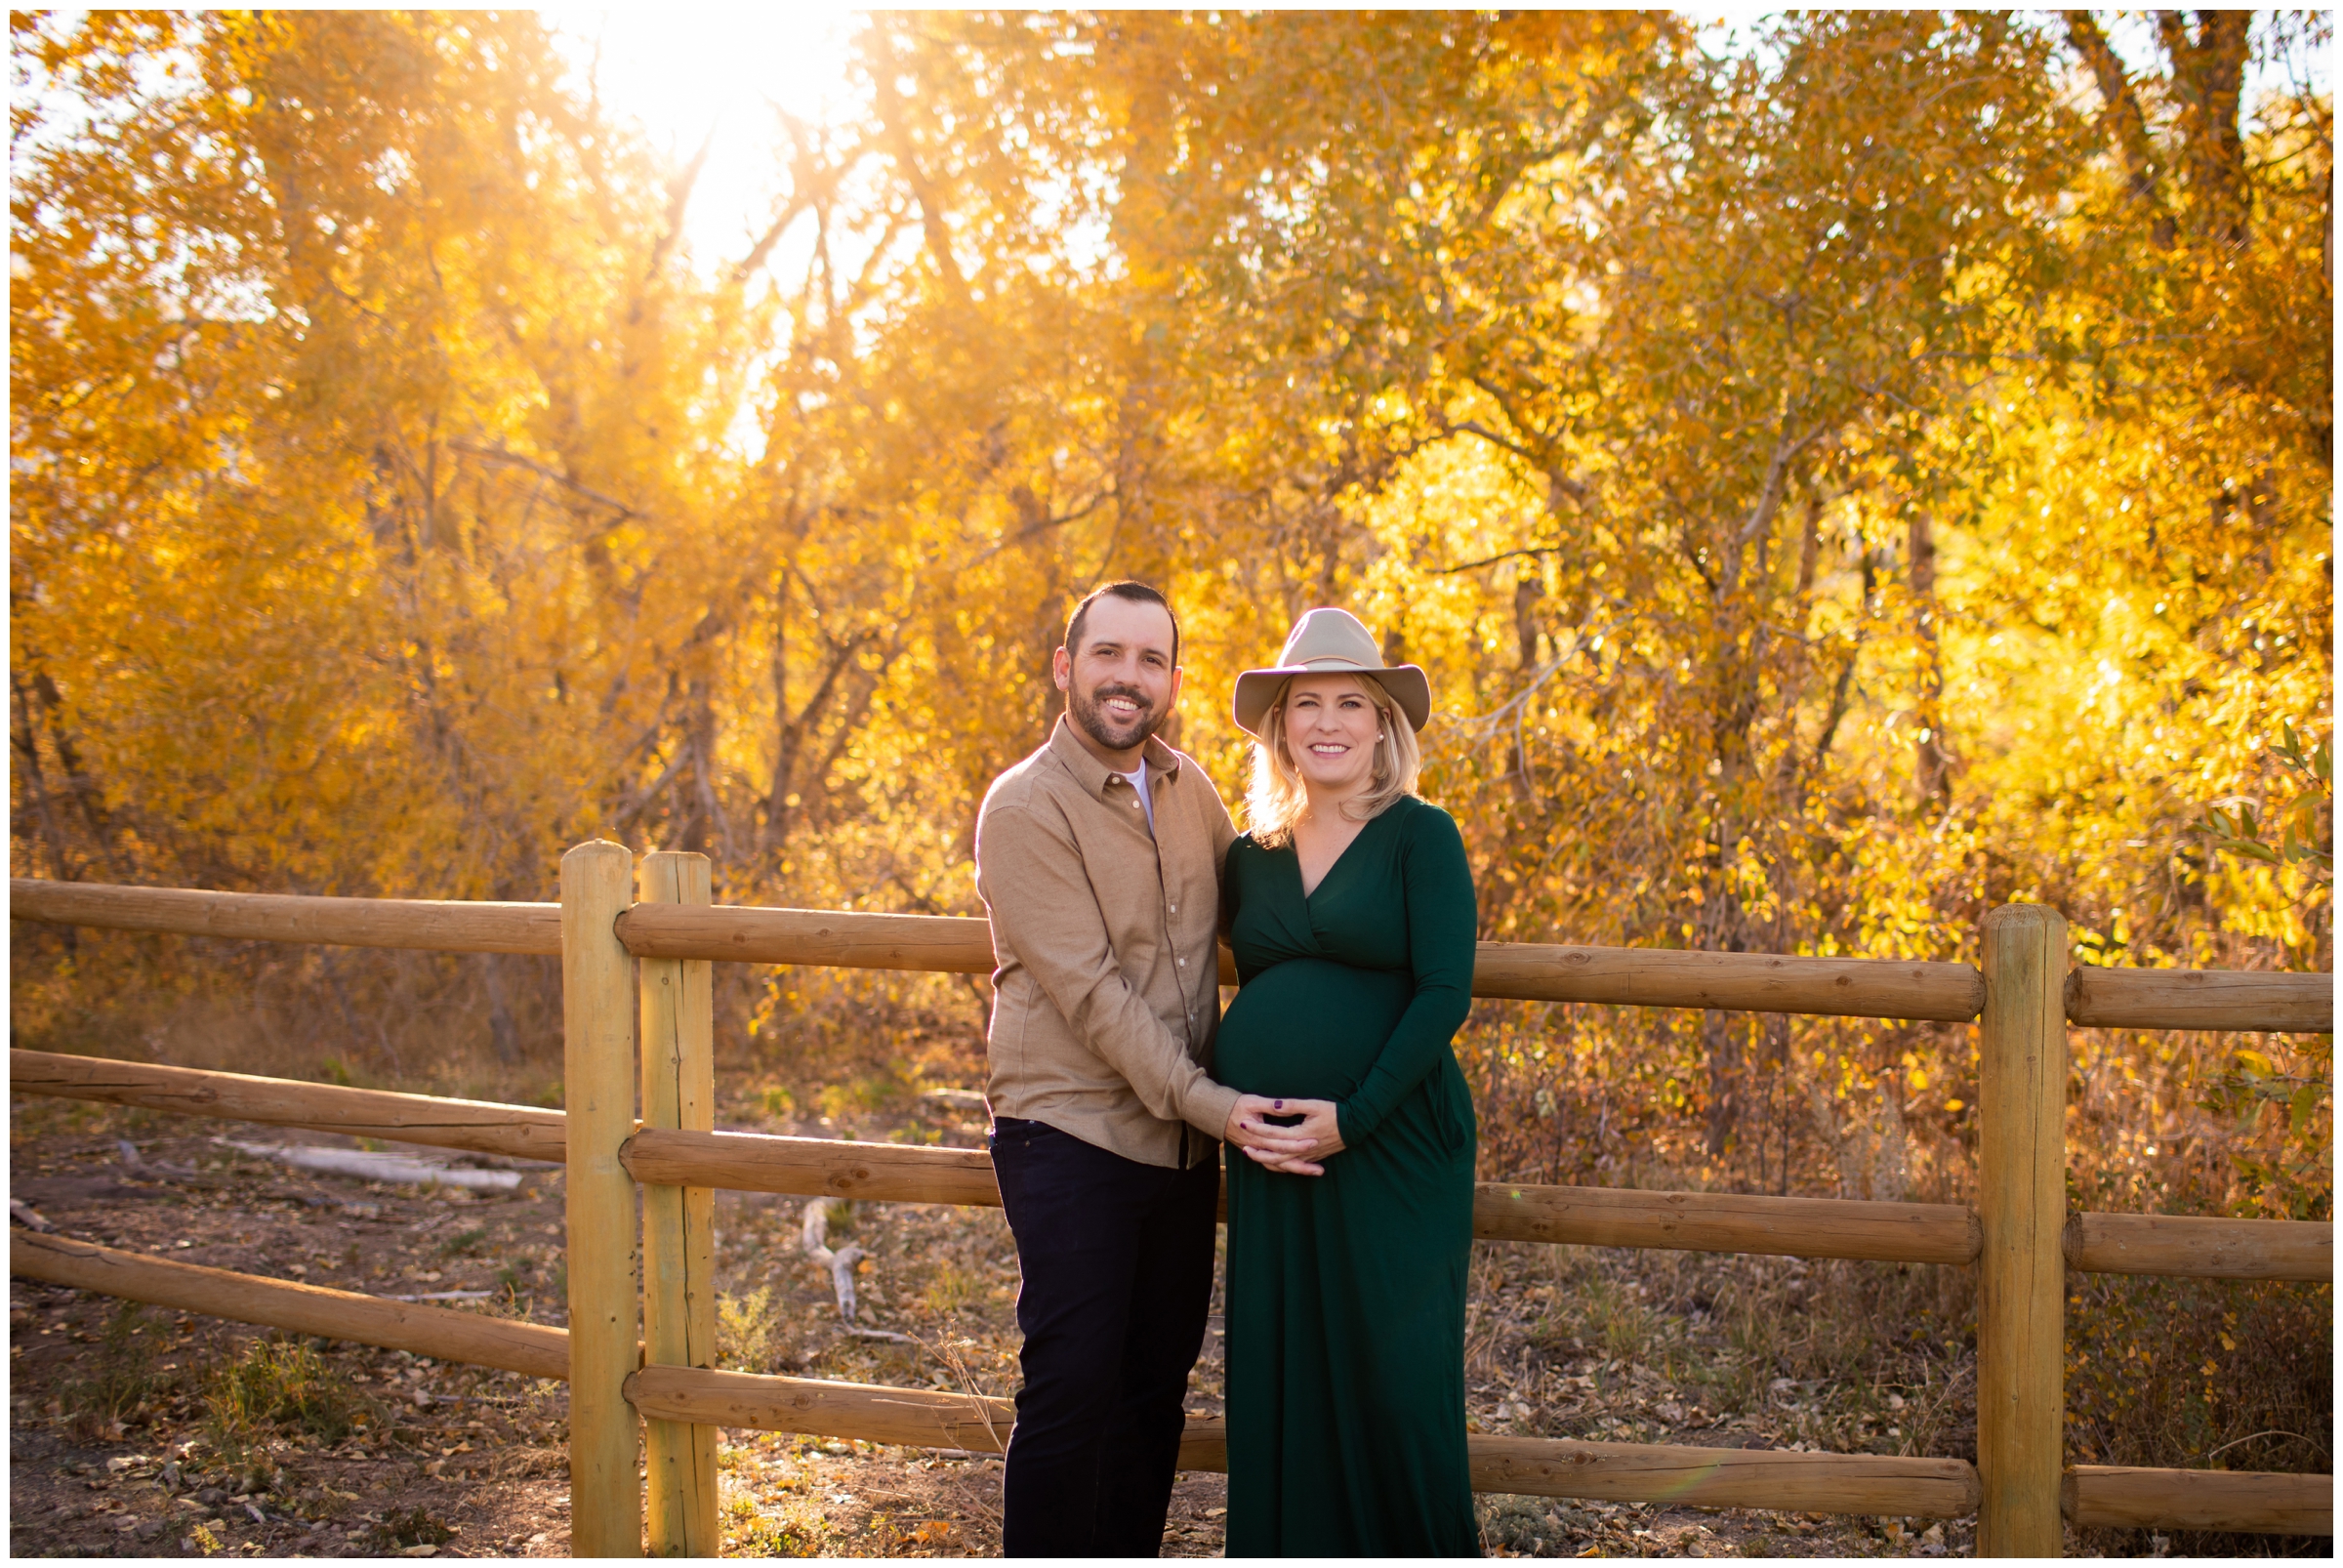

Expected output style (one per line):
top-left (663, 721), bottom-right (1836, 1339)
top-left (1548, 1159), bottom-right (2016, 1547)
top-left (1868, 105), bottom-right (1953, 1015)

top-left (10, 13), bottom-right (2329, 1225)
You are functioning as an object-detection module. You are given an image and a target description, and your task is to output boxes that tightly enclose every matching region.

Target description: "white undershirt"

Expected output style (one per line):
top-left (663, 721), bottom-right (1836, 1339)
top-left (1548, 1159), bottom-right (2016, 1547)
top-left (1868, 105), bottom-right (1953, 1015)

top-left (1116, 760), bottom-right (1156, 837)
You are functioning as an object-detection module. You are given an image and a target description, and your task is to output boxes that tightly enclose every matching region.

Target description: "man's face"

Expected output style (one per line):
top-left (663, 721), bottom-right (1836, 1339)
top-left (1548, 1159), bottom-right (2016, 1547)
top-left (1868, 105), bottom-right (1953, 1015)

top-left (1052, 596), bottom-right (1182, 759)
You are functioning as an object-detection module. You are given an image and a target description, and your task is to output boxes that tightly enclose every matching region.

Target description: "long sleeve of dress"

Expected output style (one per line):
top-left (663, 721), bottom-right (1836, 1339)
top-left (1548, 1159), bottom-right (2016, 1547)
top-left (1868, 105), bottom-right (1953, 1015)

top-left (1336, 805), bottom-right (1477, 1147)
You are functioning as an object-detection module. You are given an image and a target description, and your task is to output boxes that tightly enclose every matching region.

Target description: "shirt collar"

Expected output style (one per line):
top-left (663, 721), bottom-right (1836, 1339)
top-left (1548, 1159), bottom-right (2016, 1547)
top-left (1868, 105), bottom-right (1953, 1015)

top-left (1048, 715), bottom-right (1183, 797)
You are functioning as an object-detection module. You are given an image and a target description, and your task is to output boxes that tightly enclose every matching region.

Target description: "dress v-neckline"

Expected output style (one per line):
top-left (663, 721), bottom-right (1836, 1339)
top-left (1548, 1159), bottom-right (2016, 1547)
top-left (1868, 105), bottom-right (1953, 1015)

top-left (1293, 806), bottom-right (1383, 903)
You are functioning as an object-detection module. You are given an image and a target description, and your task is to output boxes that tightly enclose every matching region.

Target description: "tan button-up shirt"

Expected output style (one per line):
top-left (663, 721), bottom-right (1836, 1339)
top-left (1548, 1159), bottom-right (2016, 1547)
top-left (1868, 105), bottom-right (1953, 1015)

top-left (974, 718), bottom-right (1242, 1169)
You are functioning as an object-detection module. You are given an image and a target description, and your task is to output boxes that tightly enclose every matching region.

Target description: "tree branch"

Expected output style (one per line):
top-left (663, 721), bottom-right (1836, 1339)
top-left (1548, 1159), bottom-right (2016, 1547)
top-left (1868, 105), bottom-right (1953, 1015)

top-left (1434, 546), bottom-right (1560, 575)
top-left (2063, 11), bottom-right (2172, 237)
top-left (865, 26), bottom-right (970, 305)
top-left (446, 440), bottom-right (637, 519)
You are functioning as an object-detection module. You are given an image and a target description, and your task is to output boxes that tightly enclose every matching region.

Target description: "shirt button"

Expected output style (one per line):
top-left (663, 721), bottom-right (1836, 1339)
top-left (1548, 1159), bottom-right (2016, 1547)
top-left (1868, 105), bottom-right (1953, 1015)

top-left (1177, 958), bottom-right (1186, 967)
top-left (1169, 904), bottom-right (1177, 913)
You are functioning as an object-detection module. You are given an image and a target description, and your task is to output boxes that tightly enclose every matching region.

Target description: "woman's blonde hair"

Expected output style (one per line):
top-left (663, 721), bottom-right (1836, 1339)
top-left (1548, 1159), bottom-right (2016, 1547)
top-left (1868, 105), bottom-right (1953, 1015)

top-left (1245, 674), bottom-right (1422, 846)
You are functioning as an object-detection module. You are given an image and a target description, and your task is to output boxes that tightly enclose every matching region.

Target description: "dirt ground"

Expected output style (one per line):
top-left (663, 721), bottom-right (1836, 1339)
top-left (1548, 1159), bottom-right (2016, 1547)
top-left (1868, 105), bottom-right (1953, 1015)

top-left (4, 1091), bottom-right (2117, 1558)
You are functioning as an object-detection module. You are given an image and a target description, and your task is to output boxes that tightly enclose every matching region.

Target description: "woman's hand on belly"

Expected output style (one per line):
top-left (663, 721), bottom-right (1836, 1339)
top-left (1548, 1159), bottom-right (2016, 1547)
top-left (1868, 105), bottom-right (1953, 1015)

top-left (1225, 1093), bottom-right (1332, 1174)
top-left (1232, 1096), bottom-right (1345, 1176)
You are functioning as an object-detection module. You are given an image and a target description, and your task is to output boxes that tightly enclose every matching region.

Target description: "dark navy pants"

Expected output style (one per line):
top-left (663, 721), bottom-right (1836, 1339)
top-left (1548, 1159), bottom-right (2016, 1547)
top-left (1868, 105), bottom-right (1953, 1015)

top-left (990, 1116), bottom-right (1219, 1557)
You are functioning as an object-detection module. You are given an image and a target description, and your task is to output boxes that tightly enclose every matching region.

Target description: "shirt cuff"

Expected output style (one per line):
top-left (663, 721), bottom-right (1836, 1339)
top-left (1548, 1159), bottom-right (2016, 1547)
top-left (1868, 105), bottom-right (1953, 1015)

top-left (1184, 1079), bottom-right (1244, 1144)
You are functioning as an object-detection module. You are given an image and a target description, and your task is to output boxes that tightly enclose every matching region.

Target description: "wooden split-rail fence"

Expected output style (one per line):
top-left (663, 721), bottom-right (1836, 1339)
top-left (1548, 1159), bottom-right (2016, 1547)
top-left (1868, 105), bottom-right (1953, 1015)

top-left (7, 849), bottom-right (2334, 1555)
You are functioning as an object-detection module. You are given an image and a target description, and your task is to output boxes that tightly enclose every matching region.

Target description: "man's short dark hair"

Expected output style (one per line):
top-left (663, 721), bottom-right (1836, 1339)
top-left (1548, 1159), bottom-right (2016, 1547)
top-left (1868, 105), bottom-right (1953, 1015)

top-left (1064, 580), bottom-right (1180, 669)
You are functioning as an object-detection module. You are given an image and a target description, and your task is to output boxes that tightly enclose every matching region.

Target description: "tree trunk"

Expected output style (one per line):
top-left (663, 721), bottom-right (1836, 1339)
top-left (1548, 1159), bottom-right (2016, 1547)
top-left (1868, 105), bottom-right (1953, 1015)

top-left (1100, 16), bottom-right (1181, 583)
top-left (11, 672), bottom-right (73, 881)
top-left (482, 953), bottom-right (522, 1066)
top-left (1909, 510), bottom-right (1952, 807)
top-left (2156, 10), bottom-right (2252, 245)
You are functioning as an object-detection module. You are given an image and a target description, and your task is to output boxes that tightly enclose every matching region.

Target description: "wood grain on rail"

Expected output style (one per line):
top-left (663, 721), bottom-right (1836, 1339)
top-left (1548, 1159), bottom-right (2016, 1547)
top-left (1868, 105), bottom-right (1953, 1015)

top-left (1475, 1184), bottom-right (1980, 1264)
top-left (2066, 966), bottom-right (2332, 1033)
top-left (2066, 1211), bottom-right (2331, 1282)
top-left (2063, 1465), bottom-right (2330, 1535)
top-left (10, 1232), bottom-right (570, 1379)
top-left (1466, 1433), bottom-right (1979, 1517)
top-left (622, 1128), bottom-right (1004, 1208)
top-left (9, 879), bottom-right (561, 955)
top-left (1470, 943), bottom-right (1985, 1022)
top-left (626, 1365), bottom-right (1021, 1453)
top-left (8, 1049), bottom-right (567, 1162)
top-left (614, 902), bottom-right (997, 972)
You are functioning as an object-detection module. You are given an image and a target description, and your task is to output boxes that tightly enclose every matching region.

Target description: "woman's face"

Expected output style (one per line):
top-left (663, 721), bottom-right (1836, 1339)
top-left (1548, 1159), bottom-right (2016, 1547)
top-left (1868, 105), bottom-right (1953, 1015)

top-left (1282, 675), bottom-right (1383, 798)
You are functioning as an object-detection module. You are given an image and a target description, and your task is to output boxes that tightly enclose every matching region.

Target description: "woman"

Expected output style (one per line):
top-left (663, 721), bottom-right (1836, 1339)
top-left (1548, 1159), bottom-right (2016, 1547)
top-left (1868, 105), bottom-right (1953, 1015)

top-left (1214, 606), bottom-right (1480, 1556)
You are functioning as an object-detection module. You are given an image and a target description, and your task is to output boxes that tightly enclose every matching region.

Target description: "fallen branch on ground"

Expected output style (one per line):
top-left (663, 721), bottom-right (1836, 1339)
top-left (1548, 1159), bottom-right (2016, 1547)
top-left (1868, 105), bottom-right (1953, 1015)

top-left (214, 1138), bottom-right (522, 1191)
top-left (801, 1196), bottom-right (864, 1318)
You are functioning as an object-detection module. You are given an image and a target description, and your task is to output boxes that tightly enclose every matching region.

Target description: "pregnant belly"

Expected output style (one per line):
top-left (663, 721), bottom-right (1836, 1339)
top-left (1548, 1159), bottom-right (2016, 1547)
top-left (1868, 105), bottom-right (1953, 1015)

top-left (1214, 957), bottom-right (1413, 1100)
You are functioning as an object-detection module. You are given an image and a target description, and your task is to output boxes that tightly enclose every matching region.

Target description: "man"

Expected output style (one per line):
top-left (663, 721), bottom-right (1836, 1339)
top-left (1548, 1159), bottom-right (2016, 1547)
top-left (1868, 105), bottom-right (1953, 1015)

top-left (974, 580), bottom-right (1309, 1556)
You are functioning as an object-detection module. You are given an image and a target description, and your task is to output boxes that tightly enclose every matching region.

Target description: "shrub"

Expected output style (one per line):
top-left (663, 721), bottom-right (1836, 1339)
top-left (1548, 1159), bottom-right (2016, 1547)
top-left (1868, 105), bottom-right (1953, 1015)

top-left (205, 1338), bottom-right (366, 1459)
top-left (63, 1300), bottom-right (174, 1440)
top-left (718, 1286), bottom-right (787, 1374)
top-left (373, 1506), bottom-right (454, 1548)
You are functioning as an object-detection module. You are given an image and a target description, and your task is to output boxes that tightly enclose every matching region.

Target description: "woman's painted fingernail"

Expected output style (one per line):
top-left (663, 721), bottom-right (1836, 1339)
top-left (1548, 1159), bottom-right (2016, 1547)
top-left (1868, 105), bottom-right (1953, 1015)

top-left (1273, 1099), bottom-right (1285, 1109)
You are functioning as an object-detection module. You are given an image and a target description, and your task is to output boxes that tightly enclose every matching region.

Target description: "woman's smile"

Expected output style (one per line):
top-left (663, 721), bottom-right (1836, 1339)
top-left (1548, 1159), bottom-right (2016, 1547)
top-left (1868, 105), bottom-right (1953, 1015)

top-left (1284, 676), bottom-right (1381, 796)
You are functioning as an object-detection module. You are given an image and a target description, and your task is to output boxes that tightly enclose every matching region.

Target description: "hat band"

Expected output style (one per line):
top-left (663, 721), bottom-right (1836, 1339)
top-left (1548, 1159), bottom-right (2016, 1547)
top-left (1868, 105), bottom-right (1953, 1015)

top-left (1295, 655), bottom-right (1375, 671)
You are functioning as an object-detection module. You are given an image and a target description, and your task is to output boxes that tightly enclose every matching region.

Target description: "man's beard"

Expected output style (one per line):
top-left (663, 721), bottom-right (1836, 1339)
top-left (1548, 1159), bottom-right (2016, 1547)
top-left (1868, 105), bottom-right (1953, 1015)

top-left (1070, 681), bottom-right (1163, 754)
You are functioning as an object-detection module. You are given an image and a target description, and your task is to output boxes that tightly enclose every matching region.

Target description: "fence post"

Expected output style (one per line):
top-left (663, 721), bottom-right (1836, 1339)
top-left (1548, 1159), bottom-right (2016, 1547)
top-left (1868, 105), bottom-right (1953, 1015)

top-left (561, 841), bottom-right (643, 1557)
top-left (1977, 903), bottom-right (2068, 1557)
top-left (637, 851), bottom-right (719, 1555)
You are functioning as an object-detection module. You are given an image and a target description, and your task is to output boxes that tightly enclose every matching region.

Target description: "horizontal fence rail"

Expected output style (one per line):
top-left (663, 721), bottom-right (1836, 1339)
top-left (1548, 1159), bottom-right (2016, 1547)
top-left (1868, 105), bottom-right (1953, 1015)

top-left (1463, 945), bottom-right (1985, 1022)
top-left (11, 1049), bottom-right (567, 1162)
top-left (17, 878), bottom-right (2331, 1032)
top-left (1459, 1433), bottom-right (1980, 1519)
top-left (12, 1051), bottom-right (2327, 1282)
top-left (1470, 1182), bottom-right (1979, 1264)
top-left (2062, 1465), bottom-right (2332, 1536)
top-left (613, 901), bottom-right (994, 975)
top-left (611, 902), bottom-right (1994, 1021)
top-left (2065, 1211), bottom-right (2332, 1284)
top-left (10, 879), bottom-right (561, 956)
top-left (13, 1231), bottom-right (568, 1378)
top-left (15, 1231), bottom-right (2319, 1535)
top-left (2065, 966), bottom-right (2333, 1034)
top-left (622, 1126), bottom-right (1985, 1264)
top-left (622, 1363), bottom-right (1986, 1519)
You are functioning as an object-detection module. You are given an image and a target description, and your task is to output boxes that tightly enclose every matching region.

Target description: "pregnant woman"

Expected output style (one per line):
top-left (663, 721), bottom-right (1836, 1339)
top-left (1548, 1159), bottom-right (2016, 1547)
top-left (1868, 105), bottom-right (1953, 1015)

top-left (1214, 607), bottom-right (1480, 1556)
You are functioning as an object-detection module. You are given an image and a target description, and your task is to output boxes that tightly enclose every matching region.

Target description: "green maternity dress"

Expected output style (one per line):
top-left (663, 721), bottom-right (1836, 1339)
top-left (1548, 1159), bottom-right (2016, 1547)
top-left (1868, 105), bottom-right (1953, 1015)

top-left (1216, 795), bottom-right (1480, 1556)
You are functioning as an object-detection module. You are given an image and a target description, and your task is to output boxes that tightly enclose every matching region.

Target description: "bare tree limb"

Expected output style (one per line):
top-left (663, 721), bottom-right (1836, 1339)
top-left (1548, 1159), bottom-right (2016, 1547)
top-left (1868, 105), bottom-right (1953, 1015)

top-left (865, 25), bottom-right (970, 305)
top-left (1434, 545), bottom-right (1560, 575)
top-left (2063, 11), bottom-right (2174, 241)
top-left (446, 440), bottom-right (637, 519)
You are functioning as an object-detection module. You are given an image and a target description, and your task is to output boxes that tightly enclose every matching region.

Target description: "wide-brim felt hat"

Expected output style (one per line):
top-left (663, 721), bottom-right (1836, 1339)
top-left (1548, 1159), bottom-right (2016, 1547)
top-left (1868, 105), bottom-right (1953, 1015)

top-left (1232, 607), bottom-right (1433, 738)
